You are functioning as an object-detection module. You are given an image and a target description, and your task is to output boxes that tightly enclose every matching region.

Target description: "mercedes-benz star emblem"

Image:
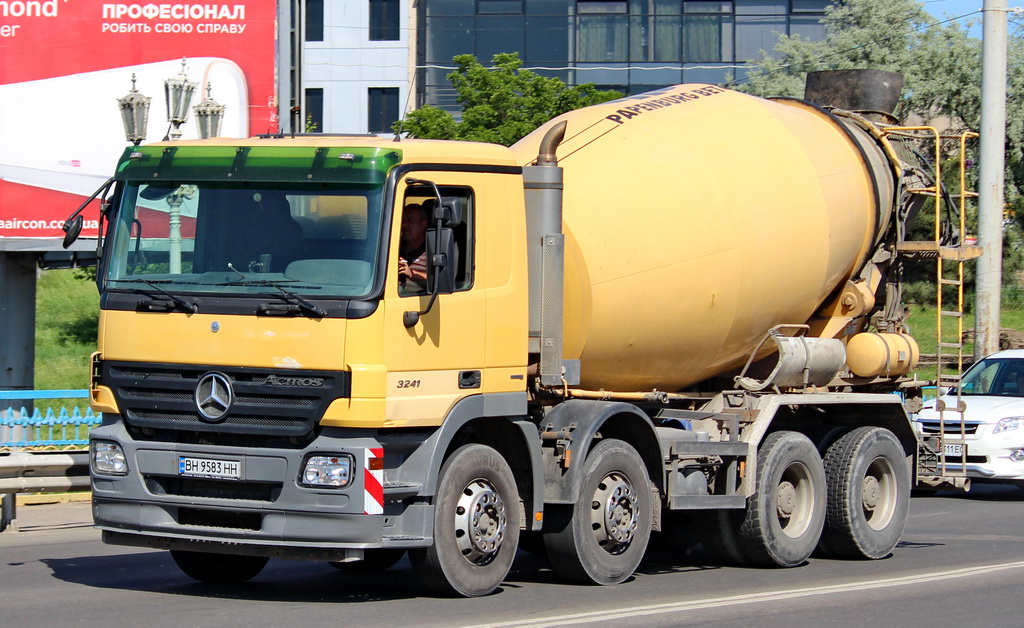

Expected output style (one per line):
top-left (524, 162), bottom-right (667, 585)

top-left (195, 372), bottom-right (233, 422)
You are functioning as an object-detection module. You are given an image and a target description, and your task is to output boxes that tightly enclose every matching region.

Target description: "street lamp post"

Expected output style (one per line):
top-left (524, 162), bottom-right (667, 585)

top-left (165, 185), bottom-right (196, 274)
top-left (193, 82), bottom-right (226, 139)
top-left (164, 58), bottom-right (197, 140)
top-left (117, 74), bottom-right (151, 145)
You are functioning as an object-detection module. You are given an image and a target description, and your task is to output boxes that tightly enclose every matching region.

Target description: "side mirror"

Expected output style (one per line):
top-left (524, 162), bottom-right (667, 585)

top-left (62, 215), bottom-right (84, 249)
top-left (426, 226), bottom-right (458, 294)
top-left (424, 197), bottom-right (462, 228)
top-left (403, 225), bottom-right (459, 328)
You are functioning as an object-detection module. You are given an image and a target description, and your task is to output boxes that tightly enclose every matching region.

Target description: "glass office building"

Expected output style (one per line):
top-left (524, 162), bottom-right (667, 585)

top-left (417, 0), bottom-right (829, 109)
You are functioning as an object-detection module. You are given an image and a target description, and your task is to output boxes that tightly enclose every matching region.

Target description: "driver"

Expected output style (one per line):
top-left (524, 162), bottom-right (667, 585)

top-left (398, 203), bottom-right (429, 292)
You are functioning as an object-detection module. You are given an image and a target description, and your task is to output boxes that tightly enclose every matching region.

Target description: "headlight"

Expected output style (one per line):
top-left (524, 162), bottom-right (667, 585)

top-left (993, 416), bottom-right (1024, 434)
top-left (300, 454), bottom-right (354, 488)
top-left (91, 441), bottom-right (128, 476)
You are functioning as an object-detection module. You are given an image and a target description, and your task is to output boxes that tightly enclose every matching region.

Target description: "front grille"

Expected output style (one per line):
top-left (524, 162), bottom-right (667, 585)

top-left (103, 361), bottom-right (349, 444)
top-left (146, 476), bottom-right (281, 502)
top-left (918, 421), bottom-right (980, 436)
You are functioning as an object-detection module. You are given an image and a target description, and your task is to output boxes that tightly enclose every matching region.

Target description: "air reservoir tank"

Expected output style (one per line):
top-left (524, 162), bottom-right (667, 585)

top-left (510, 84), bottom-right (898, 390)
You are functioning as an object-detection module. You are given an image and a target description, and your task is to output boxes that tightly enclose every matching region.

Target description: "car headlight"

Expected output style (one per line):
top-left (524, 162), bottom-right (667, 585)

top-left (300, 454), bottom-right (354, 488)
top-left (993, 416), bottom-right (1024, 434)
top-left (91, 441), bottom-right (128, 476)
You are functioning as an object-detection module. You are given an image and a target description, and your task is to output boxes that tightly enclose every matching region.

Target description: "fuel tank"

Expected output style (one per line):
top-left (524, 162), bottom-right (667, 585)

top-left (510, 85), bottom-right (896, 390)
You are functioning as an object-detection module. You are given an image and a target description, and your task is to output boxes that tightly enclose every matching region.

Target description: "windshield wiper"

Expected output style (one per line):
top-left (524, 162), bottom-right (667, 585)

top-left (223, 265), bottom-right (327, 318)
top-left (140, 280), bottom-right (199, 313)
top-left (110, 278), bottom-right (198, 313)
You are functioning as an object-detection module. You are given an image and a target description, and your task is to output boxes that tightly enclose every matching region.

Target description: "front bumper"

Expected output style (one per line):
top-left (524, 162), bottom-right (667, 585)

top-left (90, 420), bottom-right (432, 559)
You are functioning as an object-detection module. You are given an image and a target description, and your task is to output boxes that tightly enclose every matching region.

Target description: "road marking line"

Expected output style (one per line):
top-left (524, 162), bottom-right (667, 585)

top-left (466, 560), bottom-right (1024, 628)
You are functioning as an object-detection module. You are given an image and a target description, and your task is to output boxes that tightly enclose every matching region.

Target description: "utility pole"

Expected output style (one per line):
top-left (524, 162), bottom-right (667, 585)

top-left (975, 0), bottom-right (1008, 359)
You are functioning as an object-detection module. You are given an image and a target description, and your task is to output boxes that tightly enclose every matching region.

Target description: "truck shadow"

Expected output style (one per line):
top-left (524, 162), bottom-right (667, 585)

top-left (39, 545), bottom-right (723, 601)
top-left (40, 552), bottom-right (429, 602)
top-left (916, 484), bottom-right (1024, 502)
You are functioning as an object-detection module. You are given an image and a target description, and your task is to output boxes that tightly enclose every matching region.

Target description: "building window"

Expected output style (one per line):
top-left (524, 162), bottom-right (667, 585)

top-left (368, 87), bottom-right (400, 133)
top-left (577, 0), bottom-right (628, 62)
top-left (305, 88), bottom-right (324, 133)
top-left (370, 0), bottom-right (401, 40)
top-left (306, 0), bottom-right (324, 41)
top-left (478, 0), bottom-right (524, 13)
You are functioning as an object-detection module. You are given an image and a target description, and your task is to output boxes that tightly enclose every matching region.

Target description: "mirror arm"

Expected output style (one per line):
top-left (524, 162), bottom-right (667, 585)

top-left (65, 177), bottom-right (114, 225)
top-left (403, 291), bottom-right (439, 328)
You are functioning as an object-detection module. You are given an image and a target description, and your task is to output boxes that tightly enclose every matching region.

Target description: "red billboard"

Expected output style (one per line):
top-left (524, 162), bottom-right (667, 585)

top-left (0, 1), bottom-right (279, 243)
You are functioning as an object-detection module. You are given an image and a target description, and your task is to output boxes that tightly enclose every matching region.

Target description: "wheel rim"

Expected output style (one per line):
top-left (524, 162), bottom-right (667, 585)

top-left (862, 455), bottom-right (897, 530)
top-left (453, 478), bottom-right (507, 565)
top-left (775, 461), bottom-right (815, 538)
top-left (590, 471), bottom-right (639, 554)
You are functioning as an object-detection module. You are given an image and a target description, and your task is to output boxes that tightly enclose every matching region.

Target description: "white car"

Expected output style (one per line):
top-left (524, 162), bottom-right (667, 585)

top-left (914, 349), bottom-right (1024, 485)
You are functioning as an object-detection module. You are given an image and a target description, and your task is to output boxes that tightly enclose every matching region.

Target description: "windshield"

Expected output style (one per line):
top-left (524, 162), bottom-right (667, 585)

top-left (103, 181), bottom-right (384, 299)
top-left (958, 358), bottom-right (1024, 397)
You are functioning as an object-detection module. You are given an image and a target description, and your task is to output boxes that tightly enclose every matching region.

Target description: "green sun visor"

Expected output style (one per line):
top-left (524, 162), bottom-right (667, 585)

top-left (115, 145), bottom-right (403, 185)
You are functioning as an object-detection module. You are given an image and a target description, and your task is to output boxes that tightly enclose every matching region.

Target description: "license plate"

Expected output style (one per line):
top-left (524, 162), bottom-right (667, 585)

top-left (944, 443), bottom-right (964, 457)
top-left (178, 456), bottom-right (241, 480)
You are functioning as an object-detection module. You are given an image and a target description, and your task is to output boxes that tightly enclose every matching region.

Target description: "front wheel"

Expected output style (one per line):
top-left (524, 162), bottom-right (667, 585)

top-left (170, 550), bottom-right (269, 584)
top-left (818, 427), bottom-right (910, 559)
top-left (409, 444), bottom-right (520, 597)
top-left (736, 431), bottom-right (825, 567)
top-left (544, 439), bottom-right (652, 585)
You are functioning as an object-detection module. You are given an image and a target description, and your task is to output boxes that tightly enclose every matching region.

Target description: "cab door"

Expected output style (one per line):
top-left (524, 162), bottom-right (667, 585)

top-left (380, 173), bottom-right (489, 426)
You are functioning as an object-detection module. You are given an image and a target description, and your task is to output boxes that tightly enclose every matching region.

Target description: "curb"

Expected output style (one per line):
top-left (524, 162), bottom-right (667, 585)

top-left (16, 492), bottom-right (92, 506)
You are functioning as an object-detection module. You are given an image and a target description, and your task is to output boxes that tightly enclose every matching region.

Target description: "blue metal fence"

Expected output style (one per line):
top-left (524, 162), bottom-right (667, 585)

top-left (0, 390), bottom-right (100, 448)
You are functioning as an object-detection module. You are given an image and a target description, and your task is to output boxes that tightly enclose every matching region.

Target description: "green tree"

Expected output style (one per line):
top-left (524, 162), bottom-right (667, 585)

top-left (395, 53), bottom-right (622, 146)
top-left (739, 0), bottom-right (984, 125)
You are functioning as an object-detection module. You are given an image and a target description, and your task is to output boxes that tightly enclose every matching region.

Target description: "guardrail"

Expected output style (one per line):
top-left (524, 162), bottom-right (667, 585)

top-left (1, 390), bottom-right (97, 532)
top-left (0, 450), bottom-right (91, 532)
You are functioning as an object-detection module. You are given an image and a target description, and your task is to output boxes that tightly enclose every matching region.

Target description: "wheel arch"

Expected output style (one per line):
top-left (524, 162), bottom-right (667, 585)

top-left (393, 393), bottom-right (544, 531)
top-left (539, 399), bottom-right (662, 505)
top-left (752, 395), bottom-right (918, 456)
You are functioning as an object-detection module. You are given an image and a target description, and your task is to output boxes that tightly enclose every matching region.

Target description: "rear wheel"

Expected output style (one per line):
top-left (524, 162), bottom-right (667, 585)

top-left (818, 427), bottom-right (910, 559)
top-left (736, 431), bottom-right (825, 567)
top-left (409, 444), bottom-right (520, 597)
top-left (170, 550), bottom-right (269, 584)
top-left (544, 439), bottom-right (652, 585)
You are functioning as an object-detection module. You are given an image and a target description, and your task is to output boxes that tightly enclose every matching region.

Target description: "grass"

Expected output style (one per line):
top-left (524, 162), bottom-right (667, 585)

top-left (904, 302), bottom-right (1024, 383)
top-left (32, 269), bottom-right (99, 412)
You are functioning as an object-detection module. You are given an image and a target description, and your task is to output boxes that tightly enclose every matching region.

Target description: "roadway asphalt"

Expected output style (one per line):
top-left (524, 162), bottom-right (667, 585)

top-left (4, 495), bottom-right (93, 533)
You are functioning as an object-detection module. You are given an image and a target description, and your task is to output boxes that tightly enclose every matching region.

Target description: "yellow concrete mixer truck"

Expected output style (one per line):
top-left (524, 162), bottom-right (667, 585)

top-left (66, 70), bottom-right (971, 596)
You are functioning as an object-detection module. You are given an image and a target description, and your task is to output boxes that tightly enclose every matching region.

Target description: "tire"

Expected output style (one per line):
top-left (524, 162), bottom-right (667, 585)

top-left (329, 549), bottom-right (406, 572)
top-left (543, 439), bottom-right (652, 585)
top-left (170, 550), bottom-right (269, 584)
top-left (818, 426), bottom-right (910, 560)
top-left (409, 444), bottom-right (520, 597)
top-left (736, 431), bottom-right (825, 567)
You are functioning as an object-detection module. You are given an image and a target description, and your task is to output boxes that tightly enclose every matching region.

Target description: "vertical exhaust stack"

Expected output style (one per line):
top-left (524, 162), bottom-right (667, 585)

top-left (524, 121), bottom-right (577, 386)
top-left (804, 69), bottom-right (904, 122)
